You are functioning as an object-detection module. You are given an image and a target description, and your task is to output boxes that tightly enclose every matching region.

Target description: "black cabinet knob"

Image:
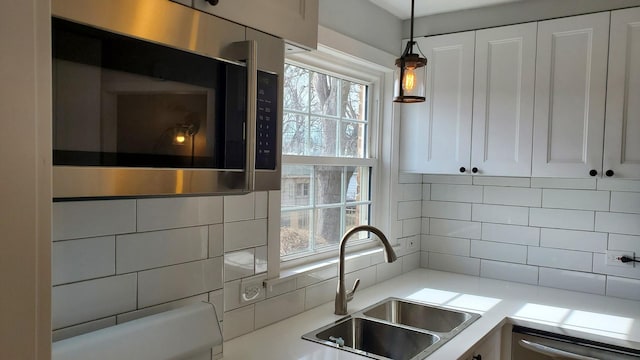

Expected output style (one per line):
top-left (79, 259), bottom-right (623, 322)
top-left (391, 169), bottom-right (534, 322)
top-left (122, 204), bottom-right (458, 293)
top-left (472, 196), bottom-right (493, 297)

top-left (589, 169), bottom-right (598, 176)
top-left (472, 167), bottom-right (479, 173)
top-left (606, 169), bottom-right (614, 177)
top-left (459, 167), bottom-right (466, 173)
top-left (206, 0), bottom-right (219, 5)
top-left (472, 355), bottom-right (482, 360)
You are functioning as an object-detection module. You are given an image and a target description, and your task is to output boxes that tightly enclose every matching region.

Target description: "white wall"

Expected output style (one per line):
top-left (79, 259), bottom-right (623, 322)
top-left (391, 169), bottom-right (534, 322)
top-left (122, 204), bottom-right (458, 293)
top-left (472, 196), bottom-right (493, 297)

top-left (0, 1), bottom-right (52, 359)
top-left (406, 0), bottom-right (640, 37)
top-left (319, 0), bottom-right (402, 55)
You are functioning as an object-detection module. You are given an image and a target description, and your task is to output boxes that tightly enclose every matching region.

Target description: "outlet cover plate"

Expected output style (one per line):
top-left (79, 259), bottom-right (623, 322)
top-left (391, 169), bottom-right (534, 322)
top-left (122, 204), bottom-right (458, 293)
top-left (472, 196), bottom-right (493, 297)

top-left (606, 250), bottom-right (636, 267)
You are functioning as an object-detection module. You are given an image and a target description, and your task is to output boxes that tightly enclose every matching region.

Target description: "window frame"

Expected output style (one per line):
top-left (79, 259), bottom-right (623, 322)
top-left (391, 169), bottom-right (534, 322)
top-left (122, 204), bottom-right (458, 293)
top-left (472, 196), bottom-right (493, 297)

top-left (279, 48), bottom-right (387, 269)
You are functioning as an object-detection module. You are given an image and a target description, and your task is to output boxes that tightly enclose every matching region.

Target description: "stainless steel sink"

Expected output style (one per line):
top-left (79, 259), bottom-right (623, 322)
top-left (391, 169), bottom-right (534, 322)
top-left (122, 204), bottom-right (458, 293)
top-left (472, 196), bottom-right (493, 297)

top-left (363, 299), bottom-right (472, 333)
top-left (302, 297), bottom-right (480, 360)
top-left (315, 318), bottom-right (439, 360)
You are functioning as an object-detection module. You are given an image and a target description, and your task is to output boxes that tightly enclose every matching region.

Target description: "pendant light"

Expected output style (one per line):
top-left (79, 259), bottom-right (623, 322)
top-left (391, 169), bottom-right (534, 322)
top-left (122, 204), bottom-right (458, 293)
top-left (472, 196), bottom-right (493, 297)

top-left (393, 0), bottom-right (427, 103)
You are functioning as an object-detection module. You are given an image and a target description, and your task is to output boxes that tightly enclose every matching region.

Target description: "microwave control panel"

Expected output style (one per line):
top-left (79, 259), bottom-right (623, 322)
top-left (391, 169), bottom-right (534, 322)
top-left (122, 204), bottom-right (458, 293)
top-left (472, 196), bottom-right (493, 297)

top-left (255, 71), bottom-right (278, 170)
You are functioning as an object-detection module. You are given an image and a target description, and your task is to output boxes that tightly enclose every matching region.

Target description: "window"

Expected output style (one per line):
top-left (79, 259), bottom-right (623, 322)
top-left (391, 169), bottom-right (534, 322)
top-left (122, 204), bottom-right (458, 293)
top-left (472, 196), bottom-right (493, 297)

top-left (280, 62), bottom-right (377, 262)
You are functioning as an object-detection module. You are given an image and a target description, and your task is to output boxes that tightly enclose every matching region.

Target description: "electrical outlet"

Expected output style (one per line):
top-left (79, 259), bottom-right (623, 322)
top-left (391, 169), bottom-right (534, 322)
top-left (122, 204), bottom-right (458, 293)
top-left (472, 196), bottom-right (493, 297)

top-left (407, 237), bottom-right (419, 251)
top-left (606, 250), bottom-right (636, 267)
top-left (240, 275), bottom-right (266, 305)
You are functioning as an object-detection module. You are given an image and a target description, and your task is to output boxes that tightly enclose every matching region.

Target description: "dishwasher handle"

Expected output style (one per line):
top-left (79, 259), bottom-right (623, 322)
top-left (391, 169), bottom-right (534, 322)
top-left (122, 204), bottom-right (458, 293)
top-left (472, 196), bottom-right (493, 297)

top-left (518, 339), bottom-right (600, 360)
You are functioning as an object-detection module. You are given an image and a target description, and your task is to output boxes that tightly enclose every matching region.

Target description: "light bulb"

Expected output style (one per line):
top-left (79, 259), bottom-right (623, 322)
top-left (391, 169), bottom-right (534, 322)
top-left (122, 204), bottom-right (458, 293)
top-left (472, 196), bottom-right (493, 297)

top-left (402, 67), bottom-right (416, 91)
top-left (175, 134), bottom-right (186, 144)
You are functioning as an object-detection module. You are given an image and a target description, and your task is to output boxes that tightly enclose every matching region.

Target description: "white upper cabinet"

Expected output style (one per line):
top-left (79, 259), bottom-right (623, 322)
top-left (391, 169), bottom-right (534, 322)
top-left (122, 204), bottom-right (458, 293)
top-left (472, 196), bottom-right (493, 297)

top-left (472, 23), bottom-right (537, 176)
top-left (532, 12), bottom-right (610, 178)
top-left (192, 0), bottom-right (318, 50)
top-left (399, 31), bottom-right (475, 174)
top-left (604, 7), bottom-right (640, 179)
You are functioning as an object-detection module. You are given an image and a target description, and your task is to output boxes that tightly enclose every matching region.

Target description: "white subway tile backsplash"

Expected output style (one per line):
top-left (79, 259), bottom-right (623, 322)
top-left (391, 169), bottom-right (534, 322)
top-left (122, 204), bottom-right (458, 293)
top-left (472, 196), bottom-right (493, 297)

top-left (224, 249), bottom-right (255, 282)
top-left (137, 258), bottom-right (223, 308)
top-left (376, 260), bottom-right (403, 282)
top-left (137, 196), bottom-right (223, 232)
top-left (52, 236), bottom-right (115, 285)
top-left (423, 201), bottom-right (471, 220)
top-left (223, 305), bottom-right (255, 340)
top-left (542, 189), bottom-right (610, 211)
top-left (420, 251), bottom-right (429, 268)
top-left (254, 191), bottom-right (269, 219)
top-left (208, 224), bottom-right (224, 258)
top-left (254, 289), bottom-right (305, 329)
top-left (52, 274), bottom-right (137, 329)
top-left (481, 223), bottom-right (539, 246)
top-left (471, 240), bottom-right (527, 264)
top-left (400, 183), bottom-right (422, 201)
top-left (422, 218), bottom-right (430, 234)
top-left (608, 234), bottom-right (640, 253)
top-left (209, 289), bottom-right (224, 319)
top-left (610, 192), bottom-right (640, 214)
top-left (116, 294), bottom-right (208, 324)
top-left (592, 253), bottom-right (640, 280)
top-left (473, 176), bottom-right (531, 187)
top-left (430, 219), bottom-right (481, 239)
top-left (402, 252), bottom-right (420, 273)
top-left (483, 186), bottom-right (541, 207)
top-left (480, 260), bottom-right (538, 285)
top-left (402, 218), bottom-right (422, 237)
top-left (431, 184), bottom-right (482, 203)
top-left (428, 253), bottom-right (480, 276)
top-left (116, 227), bottom-right (208, 274)
top-left (265, 277), bottom-right (296, 298)
top-left (528, 247), bottom-right (592, 272)
top-left (423, 174), bottom-right (472, 185)
top-left (224, 219), bottom-right (268, 252)
top-left (538, 268), bottom-right (605, 295)
top-left (295, 266), bottom-right (337, 288)
top-left (472, 204), bottom-right (529, 225)
top-left (530, 208), bottom-right (594, 231)
top-left (399, 173), bottom-right (423, 184)
top-left (53, 200), bottom-right (136, 241)
top-left (52, 317), bottom-right (116, 342)
top-left (345, 266), bottom-right (377, 290)
top-left (539, 228), bottom-right (607, 253)
top-left (606, 276), bottom-right (640, 301)
top-left (531, 177), bottom-right (596, 189)
top-left (397, 200), bottom-right (422, 220)
top-left (422, 235), bottom-right (470, 256)
top-left (224, 193), bottom-right (255, 222)
top-left (422, 184), bottom-right (431, 200)
top-left (345, 253), bottom-right (372, 273)
top-left (304, 279), bottom-right (335, 310)
top-left (595, 212), bottom-right (640, 235)
top-left (597, 178), bottom-right (640, 192)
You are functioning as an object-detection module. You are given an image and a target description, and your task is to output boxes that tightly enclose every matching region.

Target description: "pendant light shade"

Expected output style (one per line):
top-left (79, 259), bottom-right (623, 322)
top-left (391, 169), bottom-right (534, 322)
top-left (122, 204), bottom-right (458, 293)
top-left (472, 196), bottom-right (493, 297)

top-left (393, 0), bottom-right (427, 103)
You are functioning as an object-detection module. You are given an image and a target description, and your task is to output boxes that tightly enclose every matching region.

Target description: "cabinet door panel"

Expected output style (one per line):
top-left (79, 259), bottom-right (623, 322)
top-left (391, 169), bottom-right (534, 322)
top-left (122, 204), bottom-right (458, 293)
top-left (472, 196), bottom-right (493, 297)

top-left (472, 23), bottom-right (536, 176)
top-left (399, 32), bottom-right (475, 174)
top-left (532, 12), bottom-right (609, 177)
top-left (604, 7), bottom-right (640, 178)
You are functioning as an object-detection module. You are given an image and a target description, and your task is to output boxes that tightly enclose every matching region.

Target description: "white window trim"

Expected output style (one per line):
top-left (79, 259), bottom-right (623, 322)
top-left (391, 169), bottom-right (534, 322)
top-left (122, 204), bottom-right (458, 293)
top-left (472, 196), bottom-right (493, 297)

top-left (267, 26), bottom-right (400, 280)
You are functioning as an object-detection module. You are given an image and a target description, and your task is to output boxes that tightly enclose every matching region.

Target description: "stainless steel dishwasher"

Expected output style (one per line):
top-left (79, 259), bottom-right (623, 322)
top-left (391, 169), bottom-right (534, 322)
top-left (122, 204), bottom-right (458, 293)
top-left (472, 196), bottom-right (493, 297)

top-left (512, 326), bottom-right (640, 359)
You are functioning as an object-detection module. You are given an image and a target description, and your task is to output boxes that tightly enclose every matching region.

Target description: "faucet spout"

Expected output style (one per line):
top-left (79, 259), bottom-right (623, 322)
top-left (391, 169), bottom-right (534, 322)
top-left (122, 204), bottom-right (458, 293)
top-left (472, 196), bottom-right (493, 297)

top-left (335, 225), bottom-right (397, 315)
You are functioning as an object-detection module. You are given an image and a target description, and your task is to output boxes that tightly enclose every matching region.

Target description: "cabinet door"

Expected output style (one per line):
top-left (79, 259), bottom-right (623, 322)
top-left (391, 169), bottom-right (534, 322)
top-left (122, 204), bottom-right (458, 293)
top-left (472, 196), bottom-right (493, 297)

top-left (532, 12), bottom-right (609, 178)
top-left (472, 23), bottom-right (537, 176)
top-left (193, 0), bottom-right (318, 50)
top-left (399, 31), bottom-right (475, 174)
top-left (604, 7), bottom-right (640, 179)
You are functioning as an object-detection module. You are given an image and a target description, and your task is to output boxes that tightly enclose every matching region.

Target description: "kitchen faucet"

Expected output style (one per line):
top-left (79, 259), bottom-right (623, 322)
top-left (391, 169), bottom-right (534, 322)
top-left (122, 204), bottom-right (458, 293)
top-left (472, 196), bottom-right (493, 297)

top-left (335, 225), bottom-right (397, 315)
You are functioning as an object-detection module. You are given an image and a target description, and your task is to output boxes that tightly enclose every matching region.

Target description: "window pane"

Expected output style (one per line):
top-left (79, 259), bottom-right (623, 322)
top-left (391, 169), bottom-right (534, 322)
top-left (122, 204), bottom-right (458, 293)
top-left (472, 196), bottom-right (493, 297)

top-left (281, 165), bottom-right (312, 208)
top-left (346, 166), bottom-right (370, 203)
top-left (342, 81), bottom-right (367, 120)
top-left (281, 210), bottom-right (312, 257)
top-left (310, 72), bottom-right (338, 116)
top-left (345, 204), bottom-right (370, 235)
top-left (309, 117), bottom-right (338, 156)
top-left (314, 207), bottom-right (342, 249)
top-left (314, 166), bottom-right (343, 205)
top-left (340, 121), bottom-right (366, 158)
top-left (282, 113), bottom-right (308, 155)
top-left (284, 64), bottom-right (308, 112)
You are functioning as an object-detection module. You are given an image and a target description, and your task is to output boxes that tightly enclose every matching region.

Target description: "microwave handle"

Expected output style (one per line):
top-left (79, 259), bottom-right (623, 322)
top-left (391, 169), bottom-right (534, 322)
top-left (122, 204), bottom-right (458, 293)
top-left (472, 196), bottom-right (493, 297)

top-left (225, 40), bottom-right (257, 191)
top-left (518, 339), bottom-right (599, 360)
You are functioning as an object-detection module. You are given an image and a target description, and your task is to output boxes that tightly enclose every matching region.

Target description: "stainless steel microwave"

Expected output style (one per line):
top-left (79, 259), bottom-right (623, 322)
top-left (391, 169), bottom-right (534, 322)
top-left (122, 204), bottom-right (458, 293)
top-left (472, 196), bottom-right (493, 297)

top-left (51, 0), bottom-right (283, 199)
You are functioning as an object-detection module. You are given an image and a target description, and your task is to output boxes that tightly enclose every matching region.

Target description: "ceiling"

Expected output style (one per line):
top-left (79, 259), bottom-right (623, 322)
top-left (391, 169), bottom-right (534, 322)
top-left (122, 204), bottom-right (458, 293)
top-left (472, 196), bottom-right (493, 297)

top-left (368, 0), bottom-right (532, 19)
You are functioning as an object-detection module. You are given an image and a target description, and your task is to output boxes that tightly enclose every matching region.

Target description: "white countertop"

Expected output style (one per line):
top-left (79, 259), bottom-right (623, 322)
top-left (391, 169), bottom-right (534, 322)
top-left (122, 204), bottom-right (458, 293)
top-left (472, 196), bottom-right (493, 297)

top-left (222, 269), bottom-right (640, 359)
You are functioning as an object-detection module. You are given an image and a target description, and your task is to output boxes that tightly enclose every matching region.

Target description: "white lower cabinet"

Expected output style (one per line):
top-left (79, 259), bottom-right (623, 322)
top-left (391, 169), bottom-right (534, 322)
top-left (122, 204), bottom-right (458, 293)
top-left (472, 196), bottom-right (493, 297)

top-left (531, 12), bottom-right (610, 178)
top-left (459, 326), bottom-right (502, 360)
top-left (604, 6), bottom-right (640, 179)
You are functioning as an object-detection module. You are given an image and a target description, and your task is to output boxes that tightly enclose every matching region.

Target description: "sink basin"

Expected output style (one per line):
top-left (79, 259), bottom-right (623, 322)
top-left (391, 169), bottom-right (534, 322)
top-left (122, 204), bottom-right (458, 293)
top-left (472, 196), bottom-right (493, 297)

top-left (315, 318), bottom-right (439, 360)
top-left (363, 299), bottom-right (472, 332)
top-left (302, 297), bottom-right (480, 360)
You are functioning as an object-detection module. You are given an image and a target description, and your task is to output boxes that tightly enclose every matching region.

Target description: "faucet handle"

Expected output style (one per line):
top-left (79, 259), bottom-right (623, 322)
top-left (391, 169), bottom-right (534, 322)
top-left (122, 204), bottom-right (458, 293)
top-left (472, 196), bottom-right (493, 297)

top-left (346, 278), bottom-right (360, 302)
